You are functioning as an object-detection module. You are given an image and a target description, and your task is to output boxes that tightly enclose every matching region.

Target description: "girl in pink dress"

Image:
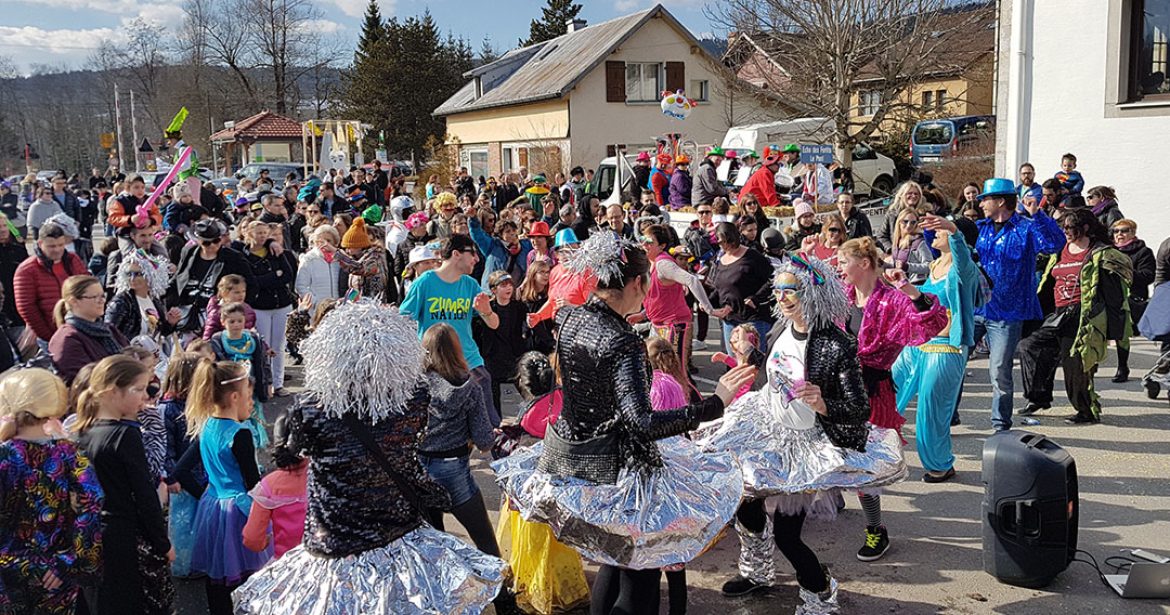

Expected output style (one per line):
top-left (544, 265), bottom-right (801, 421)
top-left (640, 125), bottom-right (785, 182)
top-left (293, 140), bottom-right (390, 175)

top-left (242, 415), bottom-right (307, 559)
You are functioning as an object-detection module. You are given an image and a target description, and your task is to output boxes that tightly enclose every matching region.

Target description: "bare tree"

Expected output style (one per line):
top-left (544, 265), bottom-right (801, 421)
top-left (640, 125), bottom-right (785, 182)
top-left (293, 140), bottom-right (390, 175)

top-left (181, 0), bottom-right (263, 108)
top-left (709, 0), bottom-right (994, 164)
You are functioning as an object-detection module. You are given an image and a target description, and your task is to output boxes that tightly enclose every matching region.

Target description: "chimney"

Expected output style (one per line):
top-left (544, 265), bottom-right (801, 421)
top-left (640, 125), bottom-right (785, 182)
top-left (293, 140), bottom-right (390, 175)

top-left (566, 18), bottom-right (586, 33)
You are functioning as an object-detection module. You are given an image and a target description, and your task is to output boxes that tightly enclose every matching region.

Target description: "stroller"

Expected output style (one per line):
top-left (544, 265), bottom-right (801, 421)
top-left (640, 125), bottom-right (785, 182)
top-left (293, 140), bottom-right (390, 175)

top-left (1141, 347), bottom-right (1170, 402)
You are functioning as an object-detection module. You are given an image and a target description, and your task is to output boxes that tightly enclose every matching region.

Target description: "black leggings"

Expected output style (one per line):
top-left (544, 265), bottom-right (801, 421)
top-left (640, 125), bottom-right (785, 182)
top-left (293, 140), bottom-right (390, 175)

top-left (737, 499), bottom-right (827, 593)
top-left (425, 491), bottom-right (501, 558)
top-left (591, 566), bottom-right (661, 615)
top-left (206, 578), bottom-right (242, 615)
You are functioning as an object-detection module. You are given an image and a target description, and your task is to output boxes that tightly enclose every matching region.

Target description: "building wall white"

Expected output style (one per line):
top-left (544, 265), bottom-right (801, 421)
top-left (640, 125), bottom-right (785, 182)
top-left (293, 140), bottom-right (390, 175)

top-left (998, 0), bottom-right (1170, 244)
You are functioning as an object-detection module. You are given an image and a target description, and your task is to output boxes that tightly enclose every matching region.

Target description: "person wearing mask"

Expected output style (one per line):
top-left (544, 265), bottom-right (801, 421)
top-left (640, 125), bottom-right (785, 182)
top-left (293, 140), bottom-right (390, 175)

top-left (1108, 219), bottom-right (1155, 382)
top-left (970, 178), bottom-right (1065, 430)
top-left (836, 192), bottom-right (871, 240)
top-left (295, 225), bottom-right (343, 313)
top-left (1018, 207), bottom-right (1130, 424)
top-left (668, 155), bottom-right (693, 209)
top-left (14, 222), bottom-right (89, 342)
top-left (740, 153), bottom-right (782, 207)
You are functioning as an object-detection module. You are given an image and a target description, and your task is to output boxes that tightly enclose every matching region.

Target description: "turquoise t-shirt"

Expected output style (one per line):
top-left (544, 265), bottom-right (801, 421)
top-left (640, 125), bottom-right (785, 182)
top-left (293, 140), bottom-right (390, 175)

top-left (399, 269), bottom-right (485, 369)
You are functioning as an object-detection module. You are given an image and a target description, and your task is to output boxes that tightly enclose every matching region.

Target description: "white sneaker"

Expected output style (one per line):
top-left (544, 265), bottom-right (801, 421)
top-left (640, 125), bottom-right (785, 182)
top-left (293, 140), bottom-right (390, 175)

top-left (691, 339), bottom-right (707, 351)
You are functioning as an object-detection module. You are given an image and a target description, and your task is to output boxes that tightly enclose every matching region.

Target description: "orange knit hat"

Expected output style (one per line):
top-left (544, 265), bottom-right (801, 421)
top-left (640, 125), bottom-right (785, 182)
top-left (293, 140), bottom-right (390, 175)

top-left (342, 217), bottom-right (372, 249)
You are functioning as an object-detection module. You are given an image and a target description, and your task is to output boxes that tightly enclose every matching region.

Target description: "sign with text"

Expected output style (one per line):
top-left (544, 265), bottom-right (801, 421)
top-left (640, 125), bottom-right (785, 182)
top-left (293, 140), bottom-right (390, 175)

top-left (799, 144), bottom-right (834, 165)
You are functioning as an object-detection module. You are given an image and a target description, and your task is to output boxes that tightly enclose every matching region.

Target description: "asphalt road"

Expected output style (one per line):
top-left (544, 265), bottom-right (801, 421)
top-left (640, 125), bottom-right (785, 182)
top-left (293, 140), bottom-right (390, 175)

top-left (178, 331), bottom-right (1170, 615)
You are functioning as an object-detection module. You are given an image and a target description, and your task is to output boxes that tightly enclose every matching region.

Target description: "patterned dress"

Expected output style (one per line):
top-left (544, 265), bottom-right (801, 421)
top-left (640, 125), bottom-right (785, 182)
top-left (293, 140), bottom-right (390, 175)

top-left (0, 438), bottom-right (104, 614)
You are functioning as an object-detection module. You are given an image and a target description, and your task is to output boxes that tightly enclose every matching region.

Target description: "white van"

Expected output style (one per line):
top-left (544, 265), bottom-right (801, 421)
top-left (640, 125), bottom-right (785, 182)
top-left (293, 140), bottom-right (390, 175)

top-left (721, 118), bottom-right (898, 198)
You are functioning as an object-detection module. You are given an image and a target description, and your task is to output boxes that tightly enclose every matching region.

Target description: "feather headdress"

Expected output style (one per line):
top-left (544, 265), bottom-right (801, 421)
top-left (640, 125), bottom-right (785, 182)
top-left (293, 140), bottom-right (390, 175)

top-left (300, 301), bottom-right (425, 421)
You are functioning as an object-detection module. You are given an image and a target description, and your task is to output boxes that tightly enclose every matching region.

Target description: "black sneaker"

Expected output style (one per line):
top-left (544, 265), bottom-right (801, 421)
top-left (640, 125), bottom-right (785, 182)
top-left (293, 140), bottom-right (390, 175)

top-left (857, 525), bottom-right (890, 562)
top-left (1064, 413), bottom-right (1101, 425)
top-left (1017, 402), bottom-right (1050, 416)
top-left (721, 575), bottom-right (768, 596)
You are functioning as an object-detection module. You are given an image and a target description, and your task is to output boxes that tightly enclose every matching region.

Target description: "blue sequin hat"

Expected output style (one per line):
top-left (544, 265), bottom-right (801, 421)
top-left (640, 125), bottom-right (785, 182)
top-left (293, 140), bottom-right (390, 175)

top-left (977, 178), bottom-right (1016, 201)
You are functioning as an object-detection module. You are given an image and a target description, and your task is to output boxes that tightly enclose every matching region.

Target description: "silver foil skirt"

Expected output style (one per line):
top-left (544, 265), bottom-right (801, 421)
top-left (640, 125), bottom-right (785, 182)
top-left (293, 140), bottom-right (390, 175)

top-left (693, 390), bottom-right (907, 498)
top-left (231, 526), bottom-right (505, 615)
top-left (492, 436), bottom-right (744, 570)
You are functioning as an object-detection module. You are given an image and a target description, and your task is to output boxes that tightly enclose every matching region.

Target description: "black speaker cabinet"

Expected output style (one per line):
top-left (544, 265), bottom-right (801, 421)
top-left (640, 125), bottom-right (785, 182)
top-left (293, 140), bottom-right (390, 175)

top-left (982, 430), bottom-right (1078, 588)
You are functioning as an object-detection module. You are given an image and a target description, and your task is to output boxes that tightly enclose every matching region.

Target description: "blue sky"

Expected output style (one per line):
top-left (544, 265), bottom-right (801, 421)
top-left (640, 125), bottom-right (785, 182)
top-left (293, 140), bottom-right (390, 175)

top-left (0, 0), bottom-right (719, 75)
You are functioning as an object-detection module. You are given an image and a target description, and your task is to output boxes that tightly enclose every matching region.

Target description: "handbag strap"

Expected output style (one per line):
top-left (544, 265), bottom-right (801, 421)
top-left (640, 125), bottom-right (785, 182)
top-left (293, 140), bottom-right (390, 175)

top-left (340, 414), bottom-right (425, 512)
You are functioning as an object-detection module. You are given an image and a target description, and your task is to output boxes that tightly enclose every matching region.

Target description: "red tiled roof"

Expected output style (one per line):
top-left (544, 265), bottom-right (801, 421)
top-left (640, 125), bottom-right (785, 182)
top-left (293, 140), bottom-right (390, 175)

top-left (209, 111), bottom-right (301, 142)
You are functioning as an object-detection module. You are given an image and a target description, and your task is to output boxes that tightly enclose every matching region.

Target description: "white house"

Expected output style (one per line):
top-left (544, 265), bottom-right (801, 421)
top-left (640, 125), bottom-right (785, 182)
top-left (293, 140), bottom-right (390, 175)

top-left (434, 5), bottom-right (773, 180)
top-left (995, 0), bottom-right (1170, 241)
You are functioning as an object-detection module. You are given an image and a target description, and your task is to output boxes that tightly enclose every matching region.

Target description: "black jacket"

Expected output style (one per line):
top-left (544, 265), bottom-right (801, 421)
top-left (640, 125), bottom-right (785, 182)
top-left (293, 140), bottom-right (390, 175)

top-left (105, 290), bottom-right (173, 340)
top-left (1119, 239), bottom-right (1156, 302)
top-left (538, 298), bottom-right (724, 484)
top-left (244, 242), bottom-right (297, 310)
top-left (843, 208), bottom-right (873, 240)
top-left (285, 391), bottom-right (450, 557)
top-left (493, 184), bottom-right (521, 212)
top-left (167, 245), bottom-right (255, 331)
top-left (0, 241), bottom-right (27, 325)
top-left (764, 324), bottom-right (872, 451)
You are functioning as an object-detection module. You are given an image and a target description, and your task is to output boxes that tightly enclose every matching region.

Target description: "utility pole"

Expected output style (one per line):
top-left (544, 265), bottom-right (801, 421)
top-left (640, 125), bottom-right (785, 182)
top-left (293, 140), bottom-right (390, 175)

top-left (207, 93), bottom-right (219, 174)
top-left (130, 90), bottom-right (140, 172)
top-left (114, 84), bottom-right (126, 173)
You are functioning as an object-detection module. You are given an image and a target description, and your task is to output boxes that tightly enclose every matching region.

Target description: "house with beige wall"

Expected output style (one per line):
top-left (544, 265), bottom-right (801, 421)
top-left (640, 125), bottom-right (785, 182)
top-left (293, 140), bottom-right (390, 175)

top-left (433, 5), bottom-right (773, 180)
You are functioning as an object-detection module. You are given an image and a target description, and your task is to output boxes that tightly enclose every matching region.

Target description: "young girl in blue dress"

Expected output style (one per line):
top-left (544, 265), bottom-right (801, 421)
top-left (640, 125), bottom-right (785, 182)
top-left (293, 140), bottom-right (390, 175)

top-left (186, 360), bottom-right (273, 614)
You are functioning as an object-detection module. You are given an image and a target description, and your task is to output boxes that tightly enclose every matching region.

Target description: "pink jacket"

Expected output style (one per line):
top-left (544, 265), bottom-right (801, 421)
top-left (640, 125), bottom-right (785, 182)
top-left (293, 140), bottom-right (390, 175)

top-left (242, 460), bottom-right (308, 559)
top-left (203, 296), bottom-right (258, 340)
top-left (520, 389), bottom-right (563, 439)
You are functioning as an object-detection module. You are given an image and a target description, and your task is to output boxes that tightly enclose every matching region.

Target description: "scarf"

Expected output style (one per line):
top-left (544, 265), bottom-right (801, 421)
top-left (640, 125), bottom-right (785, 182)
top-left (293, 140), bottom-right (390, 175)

top-left (1091, 198), bottom-right (1117, 217)
top-left (66, 315), bottom-right (122, 355)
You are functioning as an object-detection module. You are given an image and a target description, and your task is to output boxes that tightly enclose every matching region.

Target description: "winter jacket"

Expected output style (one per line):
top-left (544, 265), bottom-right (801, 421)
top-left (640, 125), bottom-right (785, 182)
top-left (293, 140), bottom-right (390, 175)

top-left (650, 168), bottom-right (671, 207)
top-left (202, 296), bottom-right (257, 340)
top-left (668, 168), bottom-right (693, 209)
top-left (167, 244), bottom-right (255, 332)
top-left (631, 165), bottom-right (651, 202)
top-left (740, 166), bottom-right (781, 207)
top-left (1039, 242), bottom-right (1132, 365)
top-left (691, 160), bottom-right (729, 205)
top-left (1118, 239), bottom-right (1155, 304)
top-left (104, 290), bottom-right (173, 340)
top-left (842, 207), bottom-right (873, 240)
top-left (294, 248), bottom-right (341, 311)
top-left (0, 241), bottom-right (28, 325)
top-left (469, 217), bottom-right (530, 291)
top-left (244, 244), bottom-right (297, 310)
top-left (107, 194), bottom-right (161, 230)
top-left (48, 322), bottom-right (129, 385)
top-left (1091, 199), bottom-right (1124, 229)
top-left (13, 251), bottom-right (88, 340)
top-left (51, 191), bottom-right (80, 221)
top-left (26, 199), bottom-right (63, 239)
top-left (492, 184), bottom-right (521, 212)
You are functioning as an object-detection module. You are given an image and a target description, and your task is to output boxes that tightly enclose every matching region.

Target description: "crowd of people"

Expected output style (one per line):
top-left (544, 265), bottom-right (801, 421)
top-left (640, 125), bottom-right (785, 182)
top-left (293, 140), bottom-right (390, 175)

top-left (0, 140), bottom-right (1160, 615)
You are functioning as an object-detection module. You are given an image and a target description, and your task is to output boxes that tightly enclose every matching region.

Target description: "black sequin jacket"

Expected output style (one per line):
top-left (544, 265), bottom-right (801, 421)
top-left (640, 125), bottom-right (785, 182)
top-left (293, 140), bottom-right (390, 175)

top-left (538, 298), bottom-right (724, 484)
top-left (286, 387), bottom-right (451, 558)
top-left (803, 325), bottom-right (872, 451)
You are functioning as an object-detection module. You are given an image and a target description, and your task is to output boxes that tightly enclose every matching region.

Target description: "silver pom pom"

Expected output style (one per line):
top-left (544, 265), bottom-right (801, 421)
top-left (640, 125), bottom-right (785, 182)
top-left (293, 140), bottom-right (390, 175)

top-left (300, 301), bottom-right (425, 421)
top-left (563, 230), bottom-right (637, 287)
top-left (772, 254), bottom-right (850, 332)
top-left (114, 249), bottom-right (171, 298)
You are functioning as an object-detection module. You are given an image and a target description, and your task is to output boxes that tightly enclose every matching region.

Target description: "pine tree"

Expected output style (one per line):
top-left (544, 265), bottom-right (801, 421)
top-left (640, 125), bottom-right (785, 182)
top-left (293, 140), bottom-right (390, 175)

top-left (521, 0), bottom-right (583, 46)
top-left (355, 0), bottom-right (384, 63)
top-left (479, 36), bottom-right (499, 65)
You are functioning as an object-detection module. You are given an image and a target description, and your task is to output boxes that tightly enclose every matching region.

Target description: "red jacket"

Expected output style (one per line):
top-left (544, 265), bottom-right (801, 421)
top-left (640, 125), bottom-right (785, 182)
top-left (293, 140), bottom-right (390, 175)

top-left (740, 165), bottom-right (781, 207)
top-left (14, 252), bottom-right (89, 341)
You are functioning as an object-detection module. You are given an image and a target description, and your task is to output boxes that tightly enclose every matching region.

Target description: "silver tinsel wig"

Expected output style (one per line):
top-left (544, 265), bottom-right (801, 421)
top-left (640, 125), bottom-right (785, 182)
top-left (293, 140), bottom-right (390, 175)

top-left (300, 301), bottom-right (425, 421)
top-left (114, 249), bottom-right (171, 297)
top-left (772, 252), bottom-right (849, 332)
top-left (563, 230), bottom-right (639, 287)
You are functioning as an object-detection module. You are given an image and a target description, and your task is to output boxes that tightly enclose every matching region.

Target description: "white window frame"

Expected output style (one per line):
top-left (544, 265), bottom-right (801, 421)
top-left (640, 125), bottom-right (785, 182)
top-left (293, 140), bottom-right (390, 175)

top-left (858, 90), bottom-right (882, 116)
top-left (626, 62), bottom-right (662, 103)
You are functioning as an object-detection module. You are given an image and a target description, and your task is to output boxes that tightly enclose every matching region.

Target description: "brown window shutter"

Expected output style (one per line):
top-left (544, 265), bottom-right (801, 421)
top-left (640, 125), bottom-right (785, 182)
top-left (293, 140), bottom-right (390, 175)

top-left (665, 61), bottom-right (685, 93)
top-left (605, 61), bottom-right (626, 102)
top-left (518, 147), bottom-right (528, 168)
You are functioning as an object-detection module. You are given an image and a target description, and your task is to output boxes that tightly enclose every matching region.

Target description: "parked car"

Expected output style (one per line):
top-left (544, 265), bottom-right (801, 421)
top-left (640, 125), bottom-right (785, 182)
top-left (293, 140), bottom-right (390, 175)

top-left (910, 115), bottom-right (995, 167)
top-left (721, 118), bottom-right (898, 197)
top-left (234, 162), bottom-right (305, 188)
top-left (138, 168), bottom-right (213, 191)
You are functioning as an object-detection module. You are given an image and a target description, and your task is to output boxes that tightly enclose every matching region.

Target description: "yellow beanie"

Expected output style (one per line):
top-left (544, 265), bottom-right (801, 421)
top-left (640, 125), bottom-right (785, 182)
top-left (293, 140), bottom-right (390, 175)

top-left (342, 218), bottom-right (372, 249)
